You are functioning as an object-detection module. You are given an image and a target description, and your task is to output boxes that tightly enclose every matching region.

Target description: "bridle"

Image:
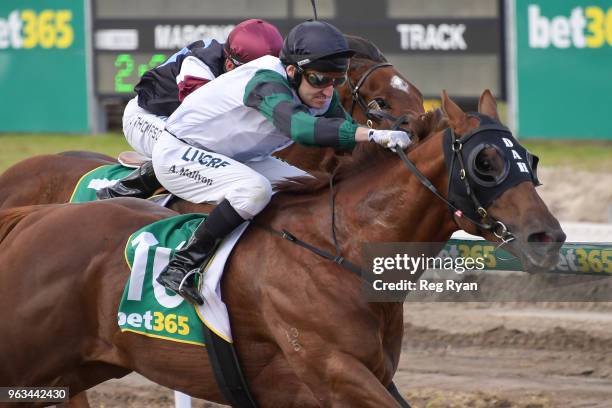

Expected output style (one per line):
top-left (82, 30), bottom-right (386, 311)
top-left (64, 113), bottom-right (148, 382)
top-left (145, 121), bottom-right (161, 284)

top-left (346, 62), bottom-right (411, 129)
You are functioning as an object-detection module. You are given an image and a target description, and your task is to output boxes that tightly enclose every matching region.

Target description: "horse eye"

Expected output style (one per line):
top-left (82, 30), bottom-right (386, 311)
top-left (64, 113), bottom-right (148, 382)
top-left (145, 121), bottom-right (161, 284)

top-left (475, 147), bottom-right (504, 177)
top-left (375, 98), bottom-right (388, 109)
top-left (477, 158), bottom-right (492, 172)
top-left (368, 98), bottom-right (388, 111)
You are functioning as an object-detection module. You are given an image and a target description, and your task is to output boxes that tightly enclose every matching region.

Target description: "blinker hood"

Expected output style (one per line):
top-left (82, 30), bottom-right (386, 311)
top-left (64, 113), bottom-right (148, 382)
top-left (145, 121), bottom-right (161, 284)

top-left (443, 113), bottom-right (540, 221)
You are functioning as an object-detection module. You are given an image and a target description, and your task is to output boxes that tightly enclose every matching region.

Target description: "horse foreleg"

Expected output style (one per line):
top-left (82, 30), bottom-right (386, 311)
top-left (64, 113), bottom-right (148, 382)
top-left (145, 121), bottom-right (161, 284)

top-left (279, 345), bottom-right (403, 407)
top-left (261, 307), bottom-right (402, 406)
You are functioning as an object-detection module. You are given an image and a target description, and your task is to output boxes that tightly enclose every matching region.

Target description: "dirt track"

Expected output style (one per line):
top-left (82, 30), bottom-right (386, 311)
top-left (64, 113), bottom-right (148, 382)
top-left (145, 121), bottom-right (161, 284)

top-left (536, 168), bottom-right (612, 223)
top-left (85, 167), bottom-right (612, 407)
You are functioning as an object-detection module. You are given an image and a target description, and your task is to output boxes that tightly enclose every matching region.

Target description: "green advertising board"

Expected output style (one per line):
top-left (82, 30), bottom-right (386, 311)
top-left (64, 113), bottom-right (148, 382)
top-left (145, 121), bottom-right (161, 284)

top-left (0, 1), bottom-right (88, 132)
top-left (514, 0), bottom-right (612, 139)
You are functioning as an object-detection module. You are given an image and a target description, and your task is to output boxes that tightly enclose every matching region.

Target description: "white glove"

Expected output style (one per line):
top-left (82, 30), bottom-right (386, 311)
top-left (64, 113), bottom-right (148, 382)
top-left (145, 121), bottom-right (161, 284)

top-left (368, 129), bottom-right (412, 150)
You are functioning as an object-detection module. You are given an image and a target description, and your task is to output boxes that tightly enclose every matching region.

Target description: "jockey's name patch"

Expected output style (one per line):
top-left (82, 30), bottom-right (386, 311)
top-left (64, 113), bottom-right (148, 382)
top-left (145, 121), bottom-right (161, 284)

top-left (181, 147), bottom-right (231, 168)
top-left (169, 165), bottom-right (214, 186)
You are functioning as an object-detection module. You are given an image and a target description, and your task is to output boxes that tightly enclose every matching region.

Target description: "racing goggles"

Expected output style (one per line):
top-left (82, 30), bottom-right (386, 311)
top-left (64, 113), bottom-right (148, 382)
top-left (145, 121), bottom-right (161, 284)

top-left (304, 71), bottom-right (347, 88)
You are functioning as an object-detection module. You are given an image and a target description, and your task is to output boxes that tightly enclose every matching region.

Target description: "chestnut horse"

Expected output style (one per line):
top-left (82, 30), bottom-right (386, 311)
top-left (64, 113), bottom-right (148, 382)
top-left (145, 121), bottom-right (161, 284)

top-left (0, 36), bottom-right (423, 211)
top-left (0, 91), bottom-right (565, 407)
top-left (0, 37), bottom-right (423, 406)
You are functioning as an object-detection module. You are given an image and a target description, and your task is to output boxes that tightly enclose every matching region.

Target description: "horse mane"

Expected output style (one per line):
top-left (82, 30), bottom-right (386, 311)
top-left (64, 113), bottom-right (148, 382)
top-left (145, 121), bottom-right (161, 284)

top-left (345, 34), bottom-right (387, 63)
top-left (0, 205), bottom-right (46, 246)
top-left (275, 109), bottom-right (448, 195)
top-left (411, 108), bottom-right (447, 142)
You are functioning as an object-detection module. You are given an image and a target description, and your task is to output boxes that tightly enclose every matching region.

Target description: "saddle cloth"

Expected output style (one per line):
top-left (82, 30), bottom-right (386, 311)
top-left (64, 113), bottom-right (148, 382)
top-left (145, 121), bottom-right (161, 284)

top-left (118, 213), bottom-right (247, 345)
top-left (70, 164), bottom-right (135, 203)
top-left (70, 163), bottom-right (173, 206)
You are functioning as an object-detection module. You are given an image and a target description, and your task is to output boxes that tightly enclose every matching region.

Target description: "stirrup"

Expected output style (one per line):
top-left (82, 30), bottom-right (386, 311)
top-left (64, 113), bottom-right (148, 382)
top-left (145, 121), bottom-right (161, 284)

top-left (178, 269), bottom-right (203, 294)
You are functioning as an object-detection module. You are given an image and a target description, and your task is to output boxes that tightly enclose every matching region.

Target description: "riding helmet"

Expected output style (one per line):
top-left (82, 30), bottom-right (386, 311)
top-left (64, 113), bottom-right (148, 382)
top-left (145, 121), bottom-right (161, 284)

top-left (224, 19), bottom-right (284, 66)
top-left (280, 21), bottom-right (355, 72)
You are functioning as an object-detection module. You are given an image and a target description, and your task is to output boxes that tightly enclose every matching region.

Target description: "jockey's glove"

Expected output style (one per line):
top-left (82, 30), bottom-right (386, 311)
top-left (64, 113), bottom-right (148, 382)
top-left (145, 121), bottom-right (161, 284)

top-left (368, 129), bottom-right (412, 150)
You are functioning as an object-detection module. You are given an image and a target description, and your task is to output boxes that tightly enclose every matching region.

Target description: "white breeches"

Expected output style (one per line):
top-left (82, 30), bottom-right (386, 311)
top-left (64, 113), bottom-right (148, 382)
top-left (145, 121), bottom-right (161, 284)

top-left (122, 97), bottom-right (167, 158)
top-left (152, 131), bottom-right (309, 219)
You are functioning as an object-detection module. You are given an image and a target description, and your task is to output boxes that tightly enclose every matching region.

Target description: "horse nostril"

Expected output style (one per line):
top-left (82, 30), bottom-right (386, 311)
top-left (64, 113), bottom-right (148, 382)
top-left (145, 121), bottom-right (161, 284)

top-left (528, 230), bottom-right (566, 244)
top-left (528, 232), bottom-right (552, 243)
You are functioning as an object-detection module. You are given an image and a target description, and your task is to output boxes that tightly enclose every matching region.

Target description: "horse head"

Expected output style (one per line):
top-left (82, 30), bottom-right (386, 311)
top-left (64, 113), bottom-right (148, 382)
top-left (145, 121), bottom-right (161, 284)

top-left (339, 35), bottom-right (424, 134)
top-left (434, 90), bottom-right (565, 272)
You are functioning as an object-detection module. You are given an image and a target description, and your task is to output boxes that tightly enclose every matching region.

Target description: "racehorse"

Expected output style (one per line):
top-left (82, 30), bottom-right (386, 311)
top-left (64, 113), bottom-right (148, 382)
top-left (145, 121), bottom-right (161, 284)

top-left (0, 90), bottom-right (565, 407)
top-left (0, 35), bottom-right (423, 211)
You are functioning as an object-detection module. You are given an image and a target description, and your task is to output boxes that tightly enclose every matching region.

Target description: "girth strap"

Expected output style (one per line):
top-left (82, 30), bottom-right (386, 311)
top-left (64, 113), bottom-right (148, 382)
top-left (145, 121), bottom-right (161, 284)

top-left (201, 325), bottom-right (258, 408)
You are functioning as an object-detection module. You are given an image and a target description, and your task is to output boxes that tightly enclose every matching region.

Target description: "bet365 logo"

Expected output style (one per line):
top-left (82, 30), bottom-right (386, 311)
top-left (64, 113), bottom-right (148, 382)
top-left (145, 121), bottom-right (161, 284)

top-left (528, 4), bottom-right (612, 48)
top-left (0, 9), bottom-right (73, 49)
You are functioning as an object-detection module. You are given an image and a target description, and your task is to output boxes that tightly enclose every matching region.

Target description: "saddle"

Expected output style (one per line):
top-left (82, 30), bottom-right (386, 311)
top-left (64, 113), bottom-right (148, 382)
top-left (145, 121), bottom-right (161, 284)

top-left (118, 151), bottom-right (150, 168)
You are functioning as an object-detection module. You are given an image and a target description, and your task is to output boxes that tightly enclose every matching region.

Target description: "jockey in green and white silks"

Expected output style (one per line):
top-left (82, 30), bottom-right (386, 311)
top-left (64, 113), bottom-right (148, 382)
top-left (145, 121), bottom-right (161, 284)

top-left (154, 21), bottom-right (414, 305)
top-left (153, 55), bottom-right (354, 216)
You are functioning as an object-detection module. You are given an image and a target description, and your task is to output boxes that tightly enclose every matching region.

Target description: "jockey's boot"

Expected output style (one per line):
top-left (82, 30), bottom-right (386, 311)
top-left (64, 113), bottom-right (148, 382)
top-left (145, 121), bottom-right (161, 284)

top-left (96, 161), bottom-right (162, 200)
top-left (156, 200), bottom-right (246, 305)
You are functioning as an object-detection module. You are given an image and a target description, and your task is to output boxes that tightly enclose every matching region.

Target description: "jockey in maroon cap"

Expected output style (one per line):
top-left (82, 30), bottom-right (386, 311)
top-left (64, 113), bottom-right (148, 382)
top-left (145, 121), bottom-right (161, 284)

top-left (97, 19), bottom-right (283, 201)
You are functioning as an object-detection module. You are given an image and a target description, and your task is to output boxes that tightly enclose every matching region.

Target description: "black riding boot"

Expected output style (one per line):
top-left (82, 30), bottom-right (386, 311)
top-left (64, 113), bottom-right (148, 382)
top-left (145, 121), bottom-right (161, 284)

top-left (156, 200), bottom-right (246, 305)
top-left (96, 161), bottom-right (162, 200)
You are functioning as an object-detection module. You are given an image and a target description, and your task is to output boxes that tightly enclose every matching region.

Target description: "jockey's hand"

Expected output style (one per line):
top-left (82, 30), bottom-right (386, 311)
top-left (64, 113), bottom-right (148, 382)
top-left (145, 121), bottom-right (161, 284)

top-left (368, 129), bottom-right (412, 150)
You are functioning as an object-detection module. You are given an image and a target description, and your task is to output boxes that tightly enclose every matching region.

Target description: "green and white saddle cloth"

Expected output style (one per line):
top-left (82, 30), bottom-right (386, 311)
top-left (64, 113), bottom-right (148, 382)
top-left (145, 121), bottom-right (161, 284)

top-left (70, 164), bottom-right (135, 203)
top-left (119, 213), bottom-right (248, 345)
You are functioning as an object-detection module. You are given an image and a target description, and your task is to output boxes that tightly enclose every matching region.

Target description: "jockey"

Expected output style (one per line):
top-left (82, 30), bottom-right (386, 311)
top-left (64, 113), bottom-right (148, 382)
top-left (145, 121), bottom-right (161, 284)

top-left (96, 19), bottom-right (283, 200)
top-left (153, 21), bottom-right (412, 305)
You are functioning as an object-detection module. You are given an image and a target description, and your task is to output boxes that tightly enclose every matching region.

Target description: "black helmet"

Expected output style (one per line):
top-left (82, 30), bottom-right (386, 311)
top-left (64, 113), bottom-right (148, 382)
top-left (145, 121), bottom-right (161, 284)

top-left (280, 21), bottom-right (355, 73)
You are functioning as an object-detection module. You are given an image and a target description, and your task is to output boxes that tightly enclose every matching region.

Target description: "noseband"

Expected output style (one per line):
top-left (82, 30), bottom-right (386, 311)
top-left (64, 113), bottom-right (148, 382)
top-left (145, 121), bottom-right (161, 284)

top-left (347, 62), bottom-right (410, 129)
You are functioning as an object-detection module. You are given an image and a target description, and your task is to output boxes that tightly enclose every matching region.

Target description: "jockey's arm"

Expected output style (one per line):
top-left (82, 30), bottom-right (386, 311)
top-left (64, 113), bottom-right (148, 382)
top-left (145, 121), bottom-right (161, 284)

top-left (323, 96), bottom-right (371, 142)
top-left (244, 69), bottom-right (362, 150)
top-left (176, 55), bottom-right (216, 101)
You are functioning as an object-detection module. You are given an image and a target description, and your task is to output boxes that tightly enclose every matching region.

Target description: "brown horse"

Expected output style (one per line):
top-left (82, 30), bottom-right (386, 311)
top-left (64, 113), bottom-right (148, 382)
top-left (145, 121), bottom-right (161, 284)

top-left (0, 36), bottom-right (423, 211)
top-left (0, 91), bottom-right (564, 407)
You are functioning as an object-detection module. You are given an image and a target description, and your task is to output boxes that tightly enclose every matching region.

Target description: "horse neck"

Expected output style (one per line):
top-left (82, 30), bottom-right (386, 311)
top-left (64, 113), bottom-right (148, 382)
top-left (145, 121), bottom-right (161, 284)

top-left (333, 131), bottom-right (458, 262)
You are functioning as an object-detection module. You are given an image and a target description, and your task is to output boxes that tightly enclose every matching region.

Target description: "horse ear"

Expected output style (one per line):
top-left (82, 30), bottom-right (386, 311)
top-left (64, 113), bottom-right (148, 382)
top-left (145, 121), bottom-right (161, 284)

top-left (478, 89), bottom-right (500, 121)
top-left (441, 90), bottom-right (468, 131)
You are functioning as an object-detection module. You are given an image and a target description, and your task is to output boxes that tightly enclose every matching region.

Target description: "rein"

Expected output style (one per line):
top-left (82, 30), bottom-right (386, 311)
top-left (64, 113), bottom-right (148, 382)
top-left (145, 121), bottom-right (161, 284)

top-left (254, 169), bottom-right (365, 281)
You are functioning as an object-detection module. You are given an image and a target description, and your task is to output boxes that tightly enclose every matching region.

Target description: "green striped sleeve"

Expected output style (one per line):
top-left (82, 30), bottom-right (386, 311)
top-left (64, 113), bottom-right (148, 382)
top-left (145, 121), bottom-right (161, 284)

top-left (244, 69), bottom-right (357, 149)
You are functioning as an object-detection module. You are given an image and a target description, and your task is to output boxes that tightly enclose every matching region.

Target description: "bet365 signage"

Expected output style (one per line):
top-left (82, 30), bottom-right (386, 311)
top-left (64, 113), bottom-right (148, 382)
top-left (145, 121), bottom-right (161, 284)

top-left (515, 1), bottom-right (612, 140)
top-left (528, 4), bottom-right (612, 49)
top-left (0, 1), bottom-right (88, 133)
top-left (0, 9), bottom-right (74, 49)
